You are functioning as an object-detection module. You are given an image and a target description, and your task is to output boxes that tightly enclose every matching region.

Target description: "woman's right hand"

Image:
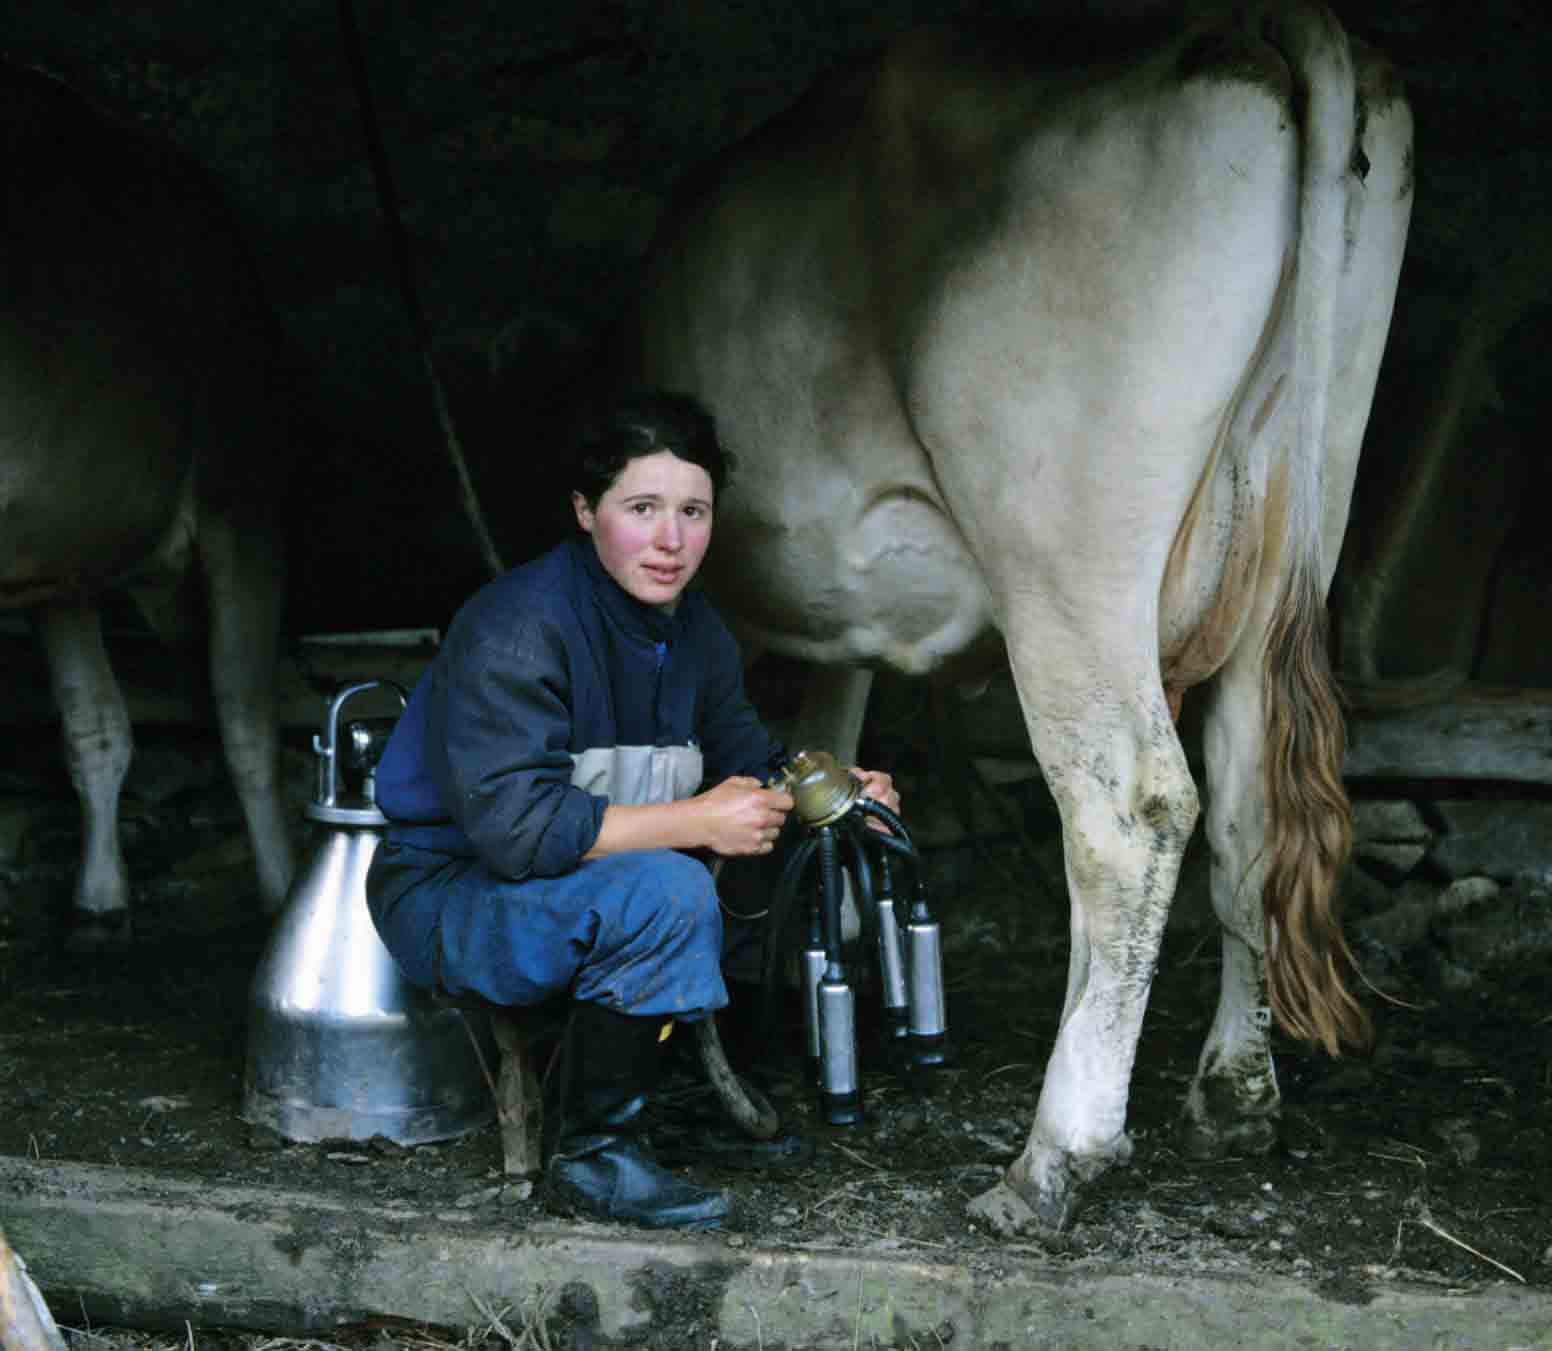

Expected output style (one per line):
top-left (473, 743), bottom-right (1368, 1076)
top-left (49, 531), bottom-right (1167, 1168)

top-left (694, 775), bottom-right (793, 856)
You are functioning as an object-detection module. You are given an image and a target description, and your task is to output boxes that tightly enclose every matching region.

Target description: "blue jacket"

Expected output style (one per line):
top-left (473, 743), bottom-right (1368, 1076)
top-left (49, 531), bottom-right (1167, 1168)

top-left (374, 535), bottom-right (781, 880)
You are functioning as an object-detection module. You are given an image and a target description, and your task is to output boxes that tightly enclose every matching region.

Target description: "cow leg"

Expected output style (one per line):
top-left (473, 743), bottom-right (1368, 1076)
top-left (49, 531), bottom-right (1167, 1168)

top-left (791, 664), bottom-right (874, 765)
top-left (1179, 651), bottom-right (1282, 1158)
top-left (790, 664), bottom-right (876, 945)
top-left (969, 628), bottom-right (1199, 1238)
top-left (32, 603), bottom-right (134, 946)
top-left (198, 514), bottom-right (295, 913)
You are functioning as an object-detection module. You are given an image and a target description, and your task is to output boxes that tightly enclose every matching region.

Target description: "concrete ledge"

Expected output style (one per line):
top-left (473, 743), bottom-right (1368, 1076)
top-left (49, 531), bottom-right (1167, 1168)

top-left (3, 1158), bottom-right (1549, 1349)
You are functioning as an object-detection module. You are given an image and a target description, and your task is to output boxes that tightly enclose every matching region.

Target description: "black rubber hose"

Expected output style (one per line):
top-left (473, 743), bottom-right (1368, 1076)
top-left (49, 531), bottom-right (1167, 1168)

top-left (858, 820), bottom-right (920, 868)
top-left (841, 817), bottom-right (878, 950)
top-left (857, 796), bottom-right (914, 849)
top-left (692, 1016), bottom-right (781, 1140)
top-left (817, 826), bottom-right (845, 966)
top-left (758, 833), bottom-right (818, 1044)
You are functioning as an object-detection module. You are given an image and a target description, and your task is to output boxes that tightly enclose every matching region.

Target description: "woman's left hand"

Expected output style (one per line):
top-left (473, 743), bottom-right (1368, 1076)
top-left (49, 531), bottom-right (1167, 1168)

top-left (850, 767), bottom-right (901, 829)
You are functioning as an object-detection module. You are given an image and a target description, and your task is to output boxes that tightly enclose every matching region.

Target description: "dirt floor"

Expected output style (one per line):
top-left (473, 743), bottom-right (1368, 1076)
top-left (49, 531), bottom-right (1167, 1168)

top-left (1, 726), bottom-right (1549, 1350)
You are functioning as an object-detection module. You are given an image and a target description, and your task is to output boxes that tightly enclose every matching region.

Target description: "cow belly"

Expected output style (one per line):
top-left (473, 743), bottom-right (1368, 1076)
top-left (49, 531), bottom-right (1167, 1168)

top-left (0, 319), bottom-right (191, 604)
top-left (706, 479), bottom-right (993, 674)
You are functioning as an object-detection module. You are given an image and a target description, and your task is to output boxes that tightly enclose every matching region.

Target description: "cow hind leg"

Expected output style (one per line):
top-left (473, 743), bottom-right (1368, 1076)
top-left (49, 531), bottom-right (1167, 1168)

top-left (969, 637), bottom-right (1199, 1238)
top-left (1184, 560), bottom-right (1368, 1155)
top-left (33, 603), bottom-right (134, 948)
top-left (198, 514), bottom-right (295, 913)
top-left (1179, 650), bottom-right (1282, 1159)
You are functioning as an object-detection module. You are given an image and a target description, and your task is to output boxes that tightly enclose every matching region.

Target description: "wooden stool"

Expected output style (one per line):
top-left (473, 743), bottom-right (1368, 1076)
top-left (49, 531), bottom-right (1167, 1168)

top-left (440, 998), bottom-right (565, 1177)
top-left (440, 991), bottom-right (779, 1177)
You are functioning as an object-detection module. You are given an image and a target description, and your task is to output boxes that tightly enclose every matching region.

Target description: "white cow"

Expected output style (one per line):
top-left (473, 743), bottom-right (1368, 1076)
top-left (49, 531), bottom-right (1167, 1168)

top-left (1, 64), bottom-right (296, 946)
top-left (616, 2), bottom-right (1413, 1235)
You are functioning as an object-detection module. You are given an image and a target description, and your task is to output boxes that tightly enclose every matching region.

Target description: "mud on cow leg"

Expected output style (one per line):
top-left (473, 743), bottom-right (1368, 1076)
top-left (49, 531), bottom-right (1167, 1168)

top-left (1178, 648), bottom-right (1290, 1160)
top-left (968, 1133), bottom-right (1135, 1242)
top-left (33, 604), bottom-right (135, 949)
top-left (1178, 937), bottom-right (1282, 1160)
top-left (967, 675), bottom-right (1200, 1239)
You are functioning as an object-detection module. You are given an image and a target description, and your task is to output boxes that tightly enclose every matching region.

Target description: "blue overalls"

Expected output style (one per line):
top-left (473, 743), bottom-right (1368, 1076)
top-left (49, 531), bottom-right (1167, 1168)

top-left (365, 535), bottom-right (779, 1021)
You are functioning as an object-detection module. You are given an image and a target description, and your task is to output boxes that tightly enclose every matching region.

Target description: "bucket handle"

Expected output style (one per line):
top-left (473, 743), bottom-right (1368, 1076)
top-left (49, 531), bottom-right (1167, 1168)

top-left (315, 679), bottom-right (409, 808)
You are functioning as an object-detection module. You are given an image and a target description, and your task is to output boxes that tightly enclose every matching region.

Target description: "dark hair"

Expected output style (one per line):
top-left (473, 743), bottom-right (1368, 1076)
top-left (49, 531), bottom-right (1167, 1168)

top-left (569, 390), bottom-right (732, 509)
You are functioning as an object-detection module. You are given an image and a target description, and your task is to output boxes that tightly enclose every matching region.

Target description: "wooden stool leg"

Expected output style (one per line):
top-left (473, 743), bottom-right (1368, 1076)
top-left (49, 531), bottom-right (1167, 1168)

top-left (488, 1013), bottom-right (544, 1177)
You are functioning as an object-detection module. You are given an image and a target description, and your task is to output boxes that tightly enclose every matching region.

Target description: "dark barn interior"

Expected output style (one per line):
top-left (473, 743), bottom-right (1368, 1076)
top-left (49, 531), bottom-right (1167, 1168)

top-left (2, 0), bottom-right (1547, 661)
top-left (1, 1), bottom-right (1550, 1347)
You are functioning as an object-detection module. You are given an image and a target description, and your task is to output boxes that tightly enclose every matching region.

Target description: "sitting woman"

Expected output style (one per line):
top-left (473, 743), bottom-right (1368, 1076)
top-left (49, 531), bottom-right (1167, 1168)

top-left (366, 389), bottom-right (898, 1230)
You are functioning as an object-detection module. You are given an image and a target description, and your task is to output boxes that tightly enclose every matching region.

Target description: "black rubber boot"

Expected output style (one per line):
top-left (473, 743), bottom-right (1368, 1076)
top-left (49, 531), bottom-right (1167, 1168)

top-left (541, 1002), bottom-right (731, 1231)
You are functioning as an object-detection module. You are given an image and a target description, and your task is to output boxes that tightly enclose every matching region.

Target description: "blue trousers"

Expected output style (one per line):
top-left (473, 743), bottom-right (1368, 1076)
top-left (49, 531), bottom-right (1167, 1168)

top-left (365, 841), bottom-right (728, 1021)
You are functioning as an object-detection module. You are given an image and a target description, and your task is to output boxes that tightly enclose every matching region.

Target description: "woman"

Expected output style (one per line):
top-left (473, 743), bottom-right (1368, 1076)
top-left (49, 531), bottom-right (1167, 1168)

top-left (367, 390), bottom-right (898, 1230)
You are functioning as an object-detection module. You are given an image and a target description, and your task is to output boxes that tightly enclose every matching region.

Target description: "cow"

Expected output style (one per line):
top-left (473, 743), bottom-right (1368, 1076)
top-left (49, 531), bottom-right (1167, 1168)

top-left (613, 2), bottom-right (1413, 1236)
top-left (1, 63), bottom-right (297, 948)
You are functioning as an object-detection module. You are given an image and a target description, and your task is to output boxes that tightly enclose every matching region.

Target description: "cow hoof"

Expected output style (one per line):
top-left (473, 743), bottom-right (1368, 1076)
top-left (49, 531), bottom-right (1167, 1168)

top-left (64, 909), bottom-right (133, 952)
top-left (966, 1180), bottom-right (1074, 1246)
top-left (1177, 1110), bottom-right (1279, 1161)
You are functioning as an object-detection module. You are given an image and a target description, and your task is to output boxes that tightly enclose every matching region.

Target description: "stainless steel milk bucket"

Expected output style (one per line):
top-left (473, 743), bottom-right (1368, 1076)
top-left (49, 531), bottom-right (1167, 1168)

top-left (242, 679), bottom-right (494, 1145)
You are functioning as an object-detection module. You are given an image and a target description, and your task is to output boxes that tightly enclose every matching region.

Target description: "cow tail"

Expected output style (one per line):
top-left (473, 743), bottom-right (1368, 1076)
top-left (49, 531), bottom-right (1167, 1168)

top-left (1262, 570), bottom-right (1370, 1055)
top-left (1258, 2), bottom-right (1372, 1057)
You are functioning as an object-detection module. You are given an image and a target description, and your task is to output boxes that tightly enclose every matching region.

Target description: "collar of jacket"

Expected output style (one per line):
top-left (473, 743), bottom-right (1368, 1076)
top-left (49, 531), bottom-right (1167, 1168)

top-left (569, 533), bottom-right (690, 647)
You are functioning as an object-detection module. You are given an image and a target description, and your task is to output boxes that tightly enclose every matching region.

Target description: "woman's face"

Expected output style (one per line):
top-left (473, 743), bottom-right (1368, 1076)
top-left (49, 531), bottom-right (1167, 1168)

top-left (573, 449), bottom-right (715, 610)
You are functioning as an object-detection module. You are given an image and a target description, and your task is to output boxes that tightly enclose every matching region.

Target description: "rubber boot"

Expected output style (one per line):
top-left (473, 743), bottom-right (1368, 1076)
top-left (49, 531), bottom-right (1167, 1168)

top-left (541, 1002), bottom-right (731, 1230)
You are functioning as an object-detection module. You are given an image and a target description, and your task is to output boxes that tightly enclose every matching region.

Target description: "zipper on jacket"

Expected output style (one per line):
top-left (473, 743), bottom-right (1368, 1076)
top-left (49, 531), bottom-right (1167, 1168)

top-left (653, 640), bottom-right (670, 746)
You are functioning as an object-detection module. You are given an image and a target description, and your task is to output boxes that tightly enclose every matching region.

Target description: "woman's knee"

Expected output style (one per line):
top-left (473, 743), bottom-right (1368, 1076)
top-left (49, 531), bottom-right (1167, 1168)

top-left (618, 850), bottom-right (721, 942)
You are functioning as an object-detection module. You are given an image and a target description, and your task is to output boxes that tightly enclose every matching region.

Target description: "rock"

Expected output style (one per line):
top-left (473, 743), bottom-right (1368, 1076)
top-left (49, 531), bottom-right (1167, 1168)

top-left (1348, 789), bottom-right (1432, 891)
top-left (1353, 878), bottom-right (1455, 954)
top-left (1352, 799), bottom-right (1431, 845)
top-left (1438, 875), bottom-right (1501, 912)
top-left (1341, 862), bottom-right (1402, 920)
top-left (1439, 885), bottom-right (1552, 972)
top-left (1353, 840), bottom-right (1427, 883)
top-left (1429, 800), bottom-right (1552, 881)
top-left (1352, 874), bottom-right (1508, 981)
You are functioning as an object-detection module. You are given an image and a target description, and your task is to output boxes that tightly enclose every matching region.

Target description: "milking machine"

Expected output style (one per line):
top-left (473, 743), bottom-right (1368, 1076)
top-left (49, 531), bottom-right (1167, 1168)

top-left (764, 750), bottom-right (949, 1125)
top-left (243, 680), bottom-right (495, 1145)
